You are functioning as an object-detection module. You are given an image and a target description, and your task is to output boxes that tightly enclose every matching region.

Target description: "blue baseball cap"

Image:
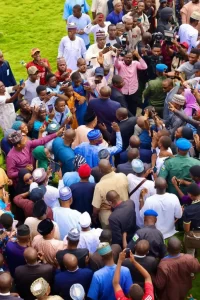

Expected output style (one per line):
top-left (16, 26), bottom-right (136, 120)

top-left (176, 138), bottom-right (191, 151)
top-left (144, 209), bottom-right (158, 217)
top-left (131, 159), bottom-right (144, 174)
top-left (59, 186), bottom-right (72, 201)
top-left (95, 67), bottom-right (104, 77)
top-left (156, 64), bottom-right (168, 72)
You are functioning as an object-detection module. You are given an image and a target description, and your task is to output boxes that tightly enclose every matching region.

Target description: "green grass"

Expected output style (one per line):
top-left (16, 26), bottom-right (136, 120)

top-left (1, 0), bottom-right (200, 298)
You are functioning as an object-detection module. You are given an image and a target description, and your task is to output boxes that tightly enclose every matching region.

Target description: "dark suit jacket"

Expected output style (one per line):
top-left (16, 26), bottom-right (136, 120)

top-left (116, 161), bottom-right (135, 176)
top-left (110, 86), bottom-right (133, 117)
top-left (15, 263), bottom-right (54, 300)
top-left (109, 200), bottom-right (137, 247)
top-left (87, 98), bottom-right (120, 132)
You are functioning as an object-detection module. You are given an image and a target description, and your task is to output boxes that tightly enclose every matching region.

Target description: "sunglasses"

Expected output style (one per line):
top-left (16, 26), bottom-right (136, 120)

top-left (25, 176), bottom-right (33, 183)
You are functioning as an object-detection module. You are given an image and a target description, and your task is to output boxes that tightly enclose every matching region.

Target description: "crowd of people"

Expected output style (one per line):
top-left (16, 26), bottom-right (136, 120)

top-left (1, 0), bottom-right (200, 299)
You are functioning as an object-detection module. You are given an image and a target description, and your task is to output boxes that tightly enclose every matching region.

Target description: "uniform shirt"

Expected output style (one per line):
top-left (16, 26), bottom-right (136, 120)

top-left (178, 24), bottom-right (199, 53)
top-left (127, 174), bottom-right (156, 228)
top-left (68, 14), bottom-right (91, 46)
top-left (63, 0), bottom-right (90, 19)
top-left (158, 155), bottom-right (200, 195)
top-left (0, 87), bottom-right (16, 133)
top-left (91, 0), bottom-right (108, 17)
top-left (52, 106), bottom-right (71, 126)
top-left (84, 22), bottom-right (111, 42)
top-left (87, 264), bottom-right (132, 300)
top-left (114, 58), bottom-right (147, 95)
top-left (140, 193), bottom-right (182, 239)
top-left (106, 11), bottom-right (123, 25)
top-left (143, 76), bottom-right (166, 108)
top-left (58, 36), bottom-right (86, 71)
top-left (183, 201), bottom-right (200, 230)
top-left (20, 79), bottom-right (39, 104)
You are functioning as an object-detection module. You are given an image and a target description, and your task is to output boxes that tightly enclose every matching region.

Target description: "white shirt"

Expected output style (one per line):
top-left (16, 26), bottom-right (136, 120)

top-left (127, 174), bottom-right (156, 228)
top-left (78, 228), bottom-right (103, 253)
top-left (178, 24), bottom-right (199, 53)
top-left (84, 22), bottom-right (111, 42)
top-left (91, 0), bottom-right (109, 17)
top-left (20, 79), bottom-right (40, 104)
top-left (85, 43), bottom-right (116, 69)
top-left (44, 185), bottom-right (60, 208)
top-left (0, 87), bottom-right (16, 133)
top-left (30, 96), bottom-right (55, 109)
top-left (140, 193), bottom-right (182, 239)
top-left (53, 207), bottom-right (81, 240)
top-left (58, 36), bottom-right (86, 71)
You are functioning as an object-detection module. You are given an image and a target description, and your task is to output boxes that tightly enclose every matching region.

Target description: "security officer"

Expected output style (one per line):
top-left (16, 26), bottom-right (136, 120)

top-left (127, 210), bottom-right (167, 259)
top-left (159, 138), bottom-right (200, 196)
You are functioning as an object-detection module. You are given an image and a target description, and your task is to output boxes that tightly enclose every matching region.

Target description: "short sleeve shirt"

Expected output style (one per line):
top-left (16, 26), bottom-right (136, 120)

top-left (183, 202), bottom-right (200, 230)
top-left (115, 282), bottom-right (154, 300)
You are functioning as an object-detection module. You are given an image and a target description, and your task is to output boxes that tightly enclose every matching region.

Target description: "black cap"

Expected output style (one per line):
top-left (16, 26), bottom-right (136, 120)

top-left (187, 183), bottom-right (200, 196)
top-left (29, 186), bottom-right (46, 203)
top-left (33, 200), bottom-right (47, 218)
top-left (17, 224), bottom-right (30, 237)
top-left (84, 111), bottom-right (96, 123)
top-left (37, 218), bottom-right (54, 236)
top-left (190, 165), bottom-right (200, 178)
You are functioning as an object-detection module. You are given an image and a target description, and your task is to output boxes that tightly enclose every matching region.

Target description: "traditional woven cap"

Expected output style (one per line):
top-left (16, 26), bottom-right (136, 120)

top-left (97, 242), bottom-right (112, 256)
top-left (156, 64), bottom-right (168, 72)
top-left (123, 14), bottom-right (133, 22)
top-left (28, 66), bottom-right (38, 75)
top-left (191, 11), bottom-right (200, 21)
top-left (59, 186), bottom-right (72, 201)
top-left (131, 159), bottom-right (144, 173)
top-left (78, 164), bottom-right (91, 178)
top-left (98, 149), bottom-right (110, 159)
top-left (113, 0), bottom-right (122, 6)
top-left (32, 168), bottom-right (47, 183)
top-left (17, 224), bottom-right (30, 237)
top-left (30, 277), bottom-right (49, 297)
top-left (67, 228), bottom-right (80, 241)
top-left (67, 22), bottom-right (77, 30)
top-left (96, 31), bottom-right (106, 39)
top-left (70, 284), bottom-right (85, 300)
top-left (87, 129), bottom-right (101, 141)
top-left (176, 138), bottom-right (191, 151)
top-left (171, 94), bottom-right (185, 106)
top-left (47, 122), bottom-right (60, 133)
top-left (37, 218), bottom-right (54, 236)
top-left (31, 48), bottom-right (40, 56)
top-left (79, 212), bottom-right (91, 228)
top-left (74, 154), bottom-right (86, 170)
top-left (144, 209), bottom-right (158, 217)
top-left (7, 131), bottom-right (22, 145)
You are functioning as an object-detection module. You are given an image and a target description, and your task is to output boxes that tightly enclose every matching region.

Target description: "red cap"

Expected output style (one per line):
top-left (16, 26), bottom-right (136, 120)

top-left (180, 42), bottom-right (189, 50)
top-left (78, 164), bottom-right (91, 178)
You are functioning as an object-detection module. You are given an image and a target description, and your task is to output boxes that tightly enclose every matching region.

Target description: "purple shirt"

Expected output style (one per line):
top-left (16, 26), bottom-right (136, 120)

top-left (6, 133), bottom-right (57, 179)
top-left (5, 241), bottom-right (27, 278)
top-left (181, 182), bottom-right (200, 205)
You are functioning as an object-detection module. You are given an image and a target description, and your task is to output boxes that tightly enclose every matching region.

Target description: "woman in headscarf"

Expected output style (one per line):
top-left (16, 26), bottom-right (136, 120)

top-left (12, 120), bottom-right (30, 142)
top-left (184, 89), bottom-right (200, 117)
top-left (15, 168), bottom-right (33, 195)
top-left (32, 146), bottom-right (51, 171)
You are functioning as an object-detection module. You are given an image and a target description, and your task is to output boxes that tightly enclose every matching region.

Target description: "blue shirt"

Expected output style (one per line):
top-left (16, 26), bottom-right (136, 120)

top-left (68, 14), bottom-right (91, 46)
top-left (52, 106), bottom-right (71, 126)
top-left (74, 132), bottom-right (123, 168)
top-left (0, 60), bottom-right (16, 87)
top-left (106, 11), bottom-right (123, 25)
top-left (63, 0), bottom-right (90, 20)
top-left (87, 265), bottom-right (133, 300)
top-left (52, 137), bottom-right (75, 174)
top-left (139, 130), bottom-right (152, 150)
top-left (63, 171), bottom-right (95, 186)
top-left (54, 268), bottom-right (93, 299)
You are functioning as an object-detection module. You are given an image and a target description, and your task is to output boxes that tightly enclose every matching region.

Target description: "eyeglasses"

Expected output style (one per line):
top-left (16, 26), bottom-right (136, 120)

top-left (25, 176), bottom-right (33, 183)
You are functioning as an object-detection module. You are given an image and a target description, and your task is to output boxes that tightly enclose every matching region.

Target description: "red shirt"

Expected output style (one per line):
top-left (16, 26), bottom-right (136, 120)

top-left (55, 69), bottom-right (72, 82)
top-left (26, 58), bottom-right (51, 85)
top-left (115, 283), bottom-right (154, 300)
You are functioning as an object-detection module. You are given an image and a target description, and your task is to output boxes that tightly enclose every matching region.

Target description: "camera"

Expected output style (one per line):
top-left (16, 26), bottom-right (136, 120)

top-left (121, 32), bottom-right (128, 48)
top-left (120, 50), bottom-right (128, 57)
top-left (152, 32), bottom-right (163, 43)
top-left (164, 25), bottom-right (179, 45)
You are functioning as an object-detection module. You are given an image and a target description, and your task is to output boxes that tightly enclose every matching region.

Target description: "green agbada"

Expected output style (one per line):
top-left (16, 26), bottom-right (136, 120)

top-left (32, 146), bottom-right (49, 171)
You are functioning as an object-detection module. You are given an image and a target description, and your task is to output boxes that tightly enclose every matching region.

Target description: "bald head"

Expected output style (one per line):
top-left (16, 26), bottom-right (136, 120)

top-left (106, 190), bottom-right (120, 205)
top-left (63, 253), bottom-right (78, 271)
top-left (168, 237), bottom-right (181, 255)
top-left (116, 108), bottom-right (128, 121)
top-left (135, 240), bottom-right (150, 256)
top-left (129, 136), bottom-right (140, 148)
top-left (142, 32), bottom-right (152, 43)
top-left (100, 86), bottom-right (111, 99)
top-left (127, 148), bottom-right (139, 161)
top-left (0, 272), bottom-right (12, 293)
top-left (137, 116), bottom-right (147, 129)
top-left (24, 247), bottom-right (38, 264)
top-left (98, 159), bottom-right (112, 175)
top-left (162, 78), bottom-right (173, 87)
top-left (155, 177), bottom-right (167, 194)
top-left (64, 129), bottom-right (76, 145)
top-left (77, 58), bottom-right (85, 65)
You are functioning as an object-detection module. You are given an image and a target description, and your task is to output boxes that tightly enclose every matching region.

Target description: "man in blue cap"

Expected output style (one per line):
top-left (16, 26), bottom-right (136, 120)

top-left (143, 63), bottom-right (168, 117)
top-left (87, 67), bottom-right (107, 99)
top-left (74, 124), bottom-right (122, 168)
top-left (159, 138), bottom-right (200, 195)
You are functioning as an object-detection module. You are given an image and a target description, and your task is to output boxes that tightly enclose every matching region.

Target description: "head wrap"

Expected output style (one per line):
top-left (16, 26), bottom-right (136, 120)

top-left (30, 277), bottom-right (49, 298)
top-left (176, 138), bottom-right (191, 151)
top-left (70, 284), bottom-right (85, 300)
top-left (37, 218), bottom-right (54, 236)
top-left (171, 94), bottom-right (186, 106)
top-left (59, 186), bottom-right (72, 201)
top-left (32, 168), bottom-right (47, 183)
top-left (15, 168), bottom-right (32, 195)
top-left (78, 164), bottom-right (91, 178)
top-left (74, 154), bottom-right (86, 171)
top-left (87, 129), bottom-right (101, 141)
top-left (32, 146), bottom-right (49, 171)
top-left (12, 121), bottom-right (23, 131)
top-left (184, 89), bottom-right (199, 116)
top-left (97, 242), bottom-right (112, 256)
top-left (79, 212), bottom-right (91, 228)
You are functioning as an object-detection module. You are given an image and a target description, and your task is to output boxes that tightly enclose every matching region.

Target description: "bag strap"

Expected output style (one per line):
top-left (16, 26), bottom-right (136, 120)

top-left (129, 179), bottom-right (147, 197)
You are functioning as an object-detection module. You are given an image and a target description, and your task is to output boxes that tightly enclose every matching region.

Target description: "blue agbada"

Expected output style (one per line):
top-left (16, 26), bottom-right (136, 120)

top-left (72, 82), bottom-right (87, 126)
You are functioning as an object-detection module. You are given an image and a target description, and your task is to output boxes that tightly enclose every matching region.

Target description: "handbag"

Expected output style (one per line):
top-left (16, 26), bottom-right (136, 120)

top-left (129, 179), bottom-right (147, 197)
top-left (184, 231), bottom-right (200, 249)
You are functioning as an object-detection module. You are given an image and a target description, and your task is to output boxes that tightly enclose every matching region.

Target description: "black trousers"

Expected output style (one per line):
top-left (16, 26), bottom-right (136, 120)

top-left (124, 92), bottom-right (138, 116)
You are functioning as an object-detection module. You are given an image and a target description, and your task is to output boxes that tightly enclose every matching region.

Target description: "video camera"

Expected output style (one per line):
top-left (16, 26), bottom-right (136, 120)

top-left (152, 32), bottom-right (163, 44)
top-left (164, 25), bottom-right (179, 45)
top-left (120, 32), bottom-right (128, 56)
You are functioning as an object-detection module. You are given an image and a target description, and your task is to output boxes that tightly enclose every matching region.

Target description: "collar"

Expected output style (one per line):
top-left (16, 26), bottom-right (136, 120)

top-left (0, 292), bottom-right (10, 296)
top-left (134, 254), bottom-right (146, 258)
top-left (192, 198), bottom-right (200, 205)
top-left (164, 253), bottom-right (181, 259)
top-left (67, 267), bottom-right (79, 272)
top-left (120, 118), bottom-right (128, 122)
top-left (101, 171), bottom-right (115, 180)
top-left (27, 262), bottom-right (39, 266)
top-left (114, 201), bottom-right (122, 208)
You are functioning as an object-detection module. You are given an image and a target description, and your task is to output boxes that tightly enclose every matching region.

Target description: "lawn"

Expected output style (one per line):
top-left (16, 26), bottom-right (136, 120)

top-left (1, 0), bottom-right (200, 299)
